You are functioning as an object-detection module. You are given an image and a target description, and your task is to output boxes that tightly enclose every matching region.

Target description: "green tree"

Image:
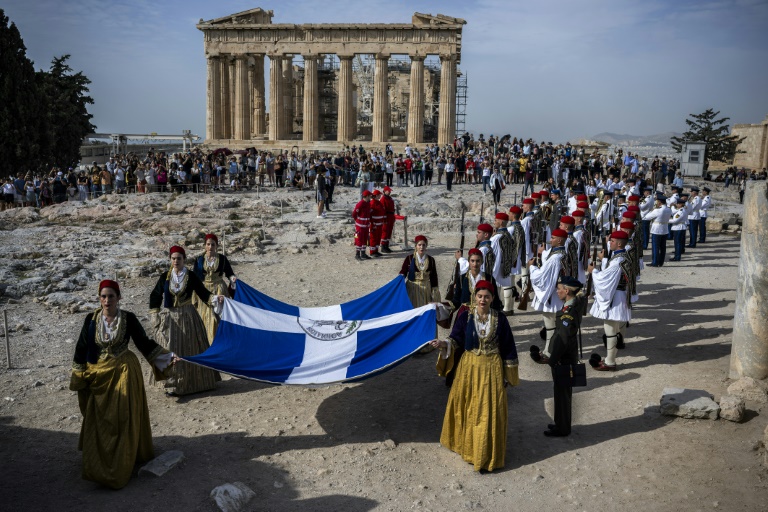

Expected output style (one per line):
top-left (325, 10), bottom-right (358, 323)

top-left (37, 55), bottom-right (96, 169)
top-left (0, 9), bottom-right (44, 176)
top-left (670, 109), bottom-right (745, 170)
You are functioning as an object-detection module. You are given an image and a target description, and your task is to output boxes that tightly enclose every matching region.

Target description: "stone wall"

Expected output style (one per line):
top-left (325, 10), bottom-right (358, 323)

top-left (732, 115), bottom-right (768, 170)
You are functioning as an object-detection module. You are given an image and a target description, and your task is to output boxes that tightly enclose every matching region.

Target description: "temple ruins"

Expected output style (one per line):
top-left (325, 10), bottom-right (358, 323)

top-left (197, 8), bottom-right (467, 150)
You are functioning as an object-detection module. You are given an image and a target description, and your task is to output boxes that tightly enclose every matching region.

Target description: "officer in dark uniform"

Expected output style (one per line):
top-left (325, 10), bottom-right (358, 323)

top-left (545, 276), bottom-right (584, 438)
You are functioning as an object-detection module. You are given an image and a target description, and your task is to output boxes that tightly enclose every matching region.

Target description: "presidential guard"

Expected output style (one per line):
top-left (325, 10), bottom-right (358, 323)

top-left (593, 190), bottom-right (613, 236)
top-left (491, 212), bottom-right (518, 316)
top-left (549, 189), bottom-right (563, 236)
top-left (642, 192), bottom-right (671, 267)
top-left (699, 187), bottom-right (712, 243)
top-left (505, 206), bottom-right (527, 313)
top-left (539, 190), bottom-right (553, 241)
top-left (559, 215), bottom-right (579, 279)
top-left (519, 198), bottom-right (536, 293)
top-left (352, 189), bottom-right (372, 260)
top-left (571, 210), bottom-right (589, 286)
top-left (474, 221), bottom-right (492, 265)
top-left (668, 196), bottom-right (688, 261)
top-left (379, 186), bottom-right (396, 253)
top-left (368, 190), bottom-right (386, 258)
top-left (545, 276), bottom-right (585, 437)
top-left (687, 186), bottom-right (702, 248)
top-left (528, 228), bottom-right (568, 363)
top-left (586, 230), bottom-right (636, 371)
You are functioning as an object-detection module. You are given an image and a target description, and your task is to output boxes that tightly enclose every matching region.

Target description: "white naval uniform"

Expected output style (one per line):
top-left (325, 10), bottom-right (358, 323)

top-left (700, 195), bottom-right (711, 219)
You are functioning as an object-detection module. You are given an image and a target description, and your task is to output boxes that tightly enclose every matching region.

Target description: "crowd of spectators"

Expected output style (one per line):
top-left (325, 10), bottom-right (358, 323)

top-left (2, 133), bottom-right (764, 211)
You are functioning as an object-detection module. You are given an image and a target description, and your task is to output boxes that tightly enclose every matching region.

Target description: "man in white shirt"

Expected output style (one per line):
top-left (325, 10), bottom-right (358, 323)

top-left (668, 197), bottom-right (688, 262)
top-left (642, 193), bottom-right (672, 267)
top-left (639, 187), bottom-right (654, 249)
top-left (698, 187), bottom-right (712, 243)
top-left (686, 187), bottom-right (702, 248)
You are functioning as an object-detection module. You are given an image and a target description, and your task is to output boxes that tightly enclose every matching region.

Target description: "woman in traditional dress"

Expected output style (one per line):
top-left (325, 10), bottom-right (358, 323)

top-left (399, 235), bottom-right (441, 308)
top-left (429, 280), bottom-right (519, 472)
top-left (70, 279), bottom-right (175, 489)
top-left (192, 233), bottom-right (236, 344)
top-left (149, 245), bottom-right (223, 396)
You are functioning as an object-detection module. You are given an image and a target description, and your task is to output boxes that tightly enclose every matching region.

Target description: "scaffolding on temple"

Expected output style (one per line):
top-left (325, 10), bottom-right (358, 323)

top-left (455, 69), bottom-right (467, 137)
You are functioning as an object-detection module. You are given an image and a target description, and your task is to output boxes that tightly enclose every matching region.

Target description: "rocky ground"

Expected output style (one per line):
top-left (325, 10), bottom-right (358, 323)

top-left (1, 178), bottom-right (766, 512)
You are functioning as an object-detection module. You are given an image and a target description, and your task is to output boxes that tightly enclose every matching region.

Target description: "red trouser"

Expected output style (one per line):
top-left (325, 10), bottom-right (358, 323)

top-left (369, 223), bottom-right (383, 250)
top-left (355, 225), bottom-right (369, 250)
top-left (382, 215), bottom-right (395, 246)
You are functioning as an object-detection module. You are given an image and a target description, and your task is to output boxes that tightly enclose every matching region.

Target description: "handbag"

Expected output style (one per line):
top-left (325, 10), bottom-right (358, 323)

top-left (553, 323), bottom-right (587, 387)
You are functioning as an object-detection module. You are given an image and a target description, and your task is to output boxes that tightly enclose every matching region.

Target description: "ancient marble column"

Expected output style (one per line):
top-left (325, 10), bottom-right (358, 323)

top-left (268, 55), bottom-right (284, 140)
top-left (219, 55), bottom-right (231, 139)
top-left (729, 180), bottom-right (768, 380)
top-left (227, 57), bottom-right (236, 139)
top-left (407, 56), bottom-right (425, 145)
top-left (282, 57), bottom-right (294, 136)
top-left (303, 56), bottom-right (319, 142)
top-left (438, 54), bottom-right (456, 147)
top-left (372, 54), bottom-right (390, 143)
top-left (206, 56), bottom-right (223, 140)
top-left (233, 56), bottom-right (251, 141)
top-left (337, 55), bottom-right (355, 142)
top-left (251, 55), bottom-right (266, 136)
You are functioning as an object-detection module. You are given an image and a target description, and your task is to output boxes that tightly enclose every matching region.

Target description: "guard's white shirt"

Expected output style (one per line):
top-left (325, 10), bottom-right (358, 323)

top-left (669, 206), bottom-right (688, 231)
top-left (699, 195), bottom-right (711, 218)
top-left (688, 195), bottom-right (701, 220)
top-left (643, 205), bottom-right (672, 235)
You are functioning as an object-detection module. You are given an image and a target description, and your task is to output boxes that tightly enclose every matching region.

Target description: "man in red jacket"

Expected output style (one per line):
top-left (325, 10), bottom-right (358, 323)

top-left (352, 190), bottom-right (372, 260)
top-left (379, 186), bottom-right (396, 253)
top-left (369, 190), bottom-right (386, 258)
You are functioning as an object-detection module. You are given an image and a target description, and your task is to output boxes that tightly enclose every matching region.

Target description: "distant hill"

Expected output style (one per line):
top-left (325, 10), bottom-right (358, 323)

top-left (591, 132), bottom-right (682, 146)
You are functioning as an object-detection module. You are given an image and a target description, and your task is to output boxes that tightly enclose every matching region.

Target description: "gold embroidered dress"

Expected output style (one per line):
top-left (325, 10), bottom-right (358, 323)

top-left (69, 309), bottom-right (169, 489)
top-left (149, 268), bottom-right (220, 395)
top-left (436, 309), bottom-right (519, 472)
top-left (399, 252), bottom-right (441, 308)
top-left (192, 253), bottom-right (235, 344)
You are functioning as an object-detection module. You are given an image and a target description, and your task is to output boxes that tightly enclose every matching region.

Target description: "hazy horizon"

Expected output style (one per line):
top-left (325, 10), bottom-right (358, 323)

top-left (4, 1), bottom-right (767, 143)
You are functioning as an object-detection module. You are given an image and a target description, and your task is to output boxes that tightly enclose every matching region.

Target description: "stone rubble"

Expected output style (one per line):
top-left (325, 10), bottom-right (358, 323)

top-left (659, 388), bottom-right (720, 420)
top-left (727, 377), bottom-right (768, 404)
top-left (717, 395), bottom-right (745, 422)
top-left (138, 450), bottom-right (185, 477)
top-left (210, 482), bottom-right (257, 512)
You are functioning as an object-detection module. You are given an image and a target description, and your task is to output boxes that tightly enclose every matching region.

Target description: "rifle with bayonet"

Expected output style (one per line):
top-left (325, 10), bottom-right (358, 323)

top-left (517, 228), bottom-right (539, 311)
top-left (445, 201), bottom-right (467, 301)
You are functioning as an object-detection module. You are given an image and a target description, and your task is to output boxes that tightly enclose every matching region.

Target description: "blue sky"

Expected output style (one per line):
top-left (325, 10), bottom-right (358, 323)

top-left (4, 0), bottom-right (768, 142)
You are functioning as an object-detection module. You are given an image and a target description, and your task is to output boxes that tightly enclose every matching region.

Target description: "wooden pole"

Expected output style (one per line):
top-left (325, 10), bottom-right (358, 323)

top-left (4, 310), bottom-right (10, 370)
top-left (403, 217), bottom-right (410, 250)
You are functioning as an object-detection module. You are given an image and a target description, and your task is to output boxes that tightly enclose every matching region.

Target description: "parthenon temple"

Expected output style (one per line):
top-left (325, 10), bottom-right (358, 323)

top-left (197, 8), bottom-right (467, 149)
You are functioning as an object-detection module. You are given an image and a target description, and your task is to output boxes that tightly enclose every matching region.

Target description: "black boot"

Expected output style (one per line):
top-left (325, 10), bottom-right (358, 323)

top-left (355, 251), bottom-right (362, 261)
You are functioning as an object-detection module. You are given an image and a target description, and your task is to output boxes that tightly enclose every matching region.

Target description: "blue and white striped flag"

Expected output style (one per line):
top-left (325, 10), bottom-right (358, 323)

top-left (183, 298), bottom-right (436, 385)
top-left (233, 275), bottom-right (413, 320)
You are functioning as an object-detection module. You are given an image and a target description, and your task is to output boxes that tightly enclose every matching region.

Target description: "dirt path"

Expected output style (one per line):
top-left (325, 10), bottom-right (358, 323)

top-left (1, 182), bottom-right (766, 511)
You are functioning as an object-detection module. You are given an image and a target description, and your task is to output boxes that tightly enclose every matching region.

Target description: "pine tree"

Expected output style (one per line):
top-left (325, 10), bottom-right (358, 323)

top-left (37, 55), bottom-right (96, 169)
top-left (670, 109), bottom-right (745, 170)
top-left (0, 9), bottom-right (44, 176)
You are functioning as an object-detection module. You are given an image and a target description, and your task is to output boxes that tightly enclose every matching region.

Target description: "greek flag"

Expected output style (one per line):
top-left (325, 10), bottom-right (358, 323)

top-left (183, 298), bottom-right (436, 385)
top-left (234, 275), bottom-right (413, 319)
